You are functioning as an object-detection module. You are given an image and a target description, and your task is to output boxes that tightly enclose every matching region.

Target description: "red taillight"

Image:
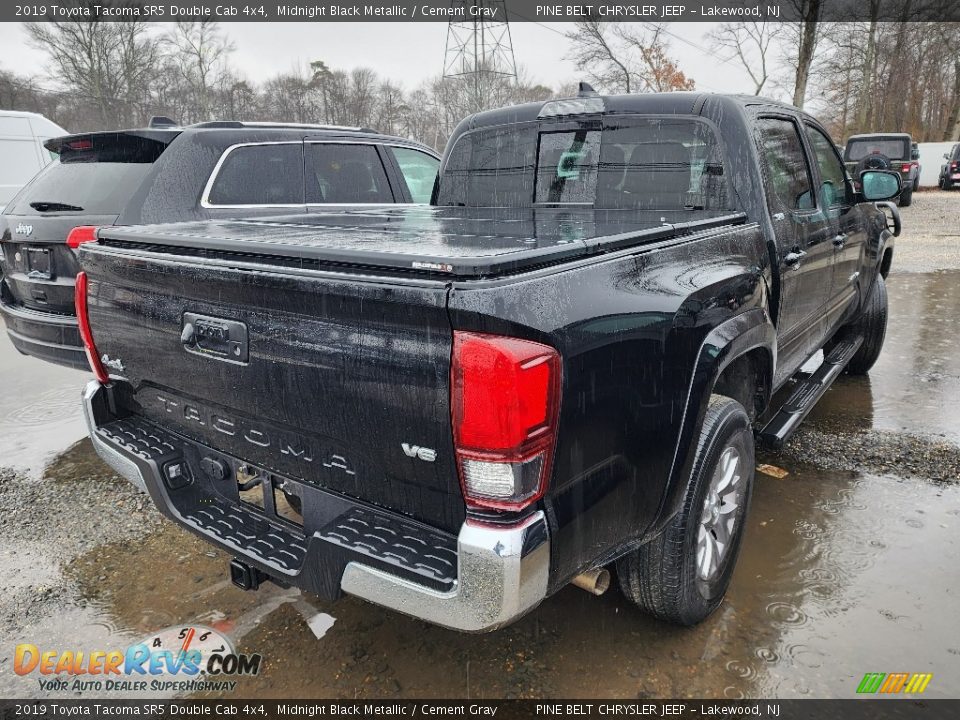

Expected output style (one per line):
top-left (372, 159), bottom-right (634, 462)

top-left (901, 163), bottom-right (911, 173)
top-left (66, 226), bottom-right (98, 249)
top-left (451, 331), bottom-right (561, 511)
top-left (74, 271), bottom-right (109, 384)
top-left (952, 162), bottom-right (958, 171)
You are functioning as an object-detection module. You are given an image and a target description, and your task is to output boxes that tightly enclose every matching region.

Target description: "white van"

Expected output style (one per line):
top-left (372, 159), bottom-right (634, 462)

top-left (0, 110), bottom-right (68, 213)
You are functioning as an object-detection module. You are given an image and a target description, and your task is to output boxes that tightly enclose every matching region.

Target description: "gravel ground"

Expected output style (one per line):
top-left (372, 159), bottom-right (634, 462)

top-left (0, 441), bottom-right (163, 639)
top-left (773, 426), bottom-right (960, 482)
top-left (890, 189), bottom-right (960, 272)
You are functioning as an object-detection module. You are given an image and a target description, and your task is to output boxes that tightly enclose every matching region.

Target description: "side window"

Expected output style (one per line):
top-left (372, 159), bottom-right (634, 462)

top-left (389, 147), bottom-right (440, 203)
top-left (207, 143), bottom-right (304, 206)
top-left (757, 118), bottom-right (815, 211)
top-left (806, 124), bottom-right (848, 208)
top-left (305, 143), bottom-right (392, 204)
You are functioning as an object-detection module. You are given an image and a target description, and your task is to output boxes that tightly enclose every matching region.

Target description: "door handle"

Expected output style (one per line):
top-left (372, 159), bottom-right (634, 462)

top-left (784, 250), bottom-right (807, 268)
top-left (832, 233), bottom-right (848, 248)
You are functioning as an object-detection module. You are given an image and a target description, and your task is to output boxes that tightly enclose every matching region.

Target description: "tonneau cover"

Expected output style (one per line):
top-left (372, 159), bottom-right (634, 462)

top-left (97, 206), bottom-right (747, 278)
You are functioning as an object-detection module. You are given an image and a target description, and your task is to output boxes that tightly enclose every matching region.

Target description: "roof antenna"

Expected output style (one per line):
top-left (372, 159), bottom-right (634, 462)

top-left (577, 82), bottom-right (599, 98)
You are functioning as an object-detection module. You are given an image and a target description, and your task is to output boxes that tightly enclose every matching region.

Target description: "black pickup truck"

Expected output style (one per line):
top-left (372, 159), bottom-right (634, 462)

top-left (76, 91), bottom-right (902, 631)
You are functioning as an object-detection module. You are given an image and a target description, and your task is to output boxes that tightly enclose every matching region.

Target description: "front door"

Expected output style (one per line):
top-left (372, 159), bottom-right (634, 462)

top-left (755, 116), bottom-right (836, 387)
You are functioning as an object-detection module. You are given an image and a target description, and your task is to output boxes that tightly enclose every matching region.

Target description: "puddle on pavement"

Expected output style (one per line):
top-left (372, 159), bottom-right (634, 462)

top-left (4, 465), bottom-right (956, 700)
top-left (0, 323), bottom-right (89, 477)
top-left (807, 270), bottom-right (960, 444)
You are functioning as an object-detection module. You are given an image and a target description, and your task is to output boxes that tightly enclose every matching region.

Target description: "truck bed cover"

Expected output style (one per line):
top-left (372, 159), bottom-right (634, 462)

top-left (96, 206), bottom-right (747, 279)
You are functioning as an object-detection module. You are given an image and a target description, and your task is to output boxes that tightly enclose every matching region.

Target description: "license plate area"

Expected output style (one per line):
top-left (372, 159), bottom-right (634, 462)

top-left (236, 466), bottom-right (304, 528)
top-left (182, 312), bottom-right (249, 364)
top-left (26, 247), bottom-right (52, 279)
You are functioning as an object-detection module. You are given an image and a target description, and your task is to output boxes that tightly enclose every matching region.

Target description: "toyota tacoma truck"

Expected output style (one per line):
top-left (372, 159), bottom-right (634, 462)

top-left (75, 90), bottom-right (902, 631)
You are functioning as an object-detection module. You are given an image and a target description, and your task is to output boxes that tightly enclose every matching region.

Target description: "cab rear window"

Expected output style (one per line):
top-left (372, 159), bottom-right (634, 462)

top-left (437, 116), bottom-right (733, 211)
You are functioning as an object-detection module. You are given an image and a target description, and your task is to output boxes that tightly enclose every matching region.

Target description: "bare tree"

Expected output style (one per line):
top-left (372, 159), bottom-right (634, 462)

top-left (565, 22), bottom-right (694, 94)
top-left (782, 0), bottom-right (824, 108)
top-left (707, 22), bottom-right (774, 95)
top-left (564, 21), bottom-right (633, 92)
top-left (165, 21), bottom-right (234, 122)
top-left (25, 17), bottom-right (163, 128)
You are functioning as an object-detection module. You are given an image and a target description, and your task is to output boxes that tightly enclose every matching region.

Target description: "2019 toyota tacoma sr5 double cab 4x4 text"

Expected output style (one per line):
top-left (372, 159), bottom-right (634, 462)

top-left (74, 91), bottom-right (902, 632)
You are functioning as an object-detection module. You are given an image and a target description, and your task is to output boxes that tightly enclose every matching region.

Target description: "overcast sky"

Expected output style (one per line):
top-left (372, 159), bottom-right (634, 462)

top-left (0, 21), bottom-right (783, 99)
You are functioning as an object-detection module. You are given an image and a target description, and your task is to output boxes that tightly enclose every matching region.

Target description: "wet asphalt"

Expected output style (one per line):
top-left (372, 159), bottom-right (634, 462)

top-left (1, 192), bottom-right (959, 700)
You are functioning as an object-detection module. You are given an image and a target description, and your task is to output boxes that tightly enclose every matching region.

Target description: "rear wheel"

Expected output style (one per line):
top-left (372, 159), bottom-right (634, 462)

top-left (617, 395), bottom-right (755, 626)
top-left (846, 275), bottom-right (888, 375)
top-left (899, 187), bottom-right (913, 206)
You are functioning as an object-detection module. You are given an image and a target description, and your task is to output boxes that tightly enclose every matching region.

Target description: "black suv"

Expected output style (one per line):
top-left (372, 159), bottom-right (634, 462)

top-left (843, 132), bottom-right (917, 206)
top-left (0, 121), bottom-right (440, 370)
top-left (939, 143), bottom-right (960, 190)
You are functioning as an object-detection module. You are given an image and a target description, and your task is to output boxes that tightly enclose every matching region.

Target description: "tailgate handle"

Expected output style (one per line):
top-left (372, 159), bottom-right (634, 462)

top-left (182, 313), bottom-right (249, 364)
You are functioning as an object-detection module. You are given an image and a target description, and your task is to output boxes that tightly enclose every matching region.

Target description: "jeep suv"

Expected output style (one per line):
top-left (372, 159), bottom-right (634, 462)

top-left (0, 121), bottom-right (440, 370)
top-left (843, 132), bottom-right (916, 206)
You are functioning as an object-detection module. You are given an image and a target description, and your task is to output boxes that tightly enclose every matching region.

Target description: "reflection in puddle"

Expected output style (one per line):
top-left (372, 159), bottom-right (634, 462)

top-left (0, 321), bottom-right (88, 476)
top-left (3, 466), bottom-right (955, 700)
top-left (809, 270), bottom-right (960, 443)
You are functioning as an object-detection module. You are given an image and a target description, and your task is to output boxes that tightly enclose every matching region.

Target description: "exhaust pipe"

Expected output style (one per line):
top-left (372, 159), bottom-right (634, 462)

top-left (571, 567), bottom-right (611, 595)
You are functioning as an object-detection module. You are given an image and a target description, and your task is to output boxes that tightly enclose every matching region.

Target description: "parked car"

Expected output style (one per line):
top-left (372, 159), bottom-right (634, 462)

top-left (0, 110), bottom-right (67, 213)
top-left (0, 121), bottom-right (440, 370)
top-left (939, 143), bottom-right (960, 190)
top-left (843, 132), bottom-right (916, 205)
top-left (76, 90), bottom-right (901, 631)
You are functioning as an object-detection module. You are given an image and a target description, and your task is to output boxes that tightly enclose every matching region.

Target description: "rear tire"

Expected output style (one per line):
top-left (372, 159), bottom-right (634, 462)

top-left (617, 395), bottom-right (755, 626)
top-left (846, 275), bottom-right (888, 375)
top-left (899, 187), bottom-right (913, 206)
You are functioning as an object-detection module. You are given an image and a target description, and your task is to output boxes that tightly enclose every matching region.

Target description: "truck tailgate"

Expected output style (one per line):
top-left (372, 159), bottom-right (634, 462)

top-left (79, 241), bottom-right (464, 532)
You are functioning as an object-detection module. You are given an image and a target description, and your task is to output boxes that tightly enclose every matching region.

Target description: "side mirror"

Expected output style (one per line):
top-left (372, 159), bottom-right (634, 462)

top-left (945, 153), bottom-right (951, 160)
top-left (911, 149), bottom-right (920, 160)
top-left (860, 170), bottom-right (902, 201)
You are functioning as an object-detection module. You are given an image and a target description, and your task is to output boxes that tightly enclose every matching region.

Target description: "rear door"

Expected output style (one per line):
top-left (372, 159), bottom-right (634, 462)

top-left (803, 122), bottom-right (866, 332)
top-left (302, 140), bottom-right (398, 208)
top-left (755, 115), bottom-right (836, 385)
top-left (1, 132), bottom-right (171, 316)
top-left (200, 141), bottom-right (306, 216)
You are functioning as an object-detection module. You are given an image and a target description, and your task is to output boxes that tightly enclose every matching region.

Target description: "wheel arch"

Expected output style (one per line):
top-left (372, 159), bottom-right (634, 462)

top-left (651, 308), bottom-right (775, 537)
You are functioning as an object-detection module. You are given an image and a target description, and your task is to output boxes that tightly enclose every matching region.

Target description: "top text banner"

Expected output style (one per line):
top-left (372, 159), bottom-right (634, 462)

top-left (6, 0), bottom-right (959, 23)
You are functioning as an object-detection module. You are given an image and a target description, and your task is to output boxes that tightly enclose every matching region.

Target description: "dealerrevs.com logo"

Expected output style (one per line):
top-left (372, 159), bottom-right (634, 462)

top-left (14, 625), bottom-right (262, 694)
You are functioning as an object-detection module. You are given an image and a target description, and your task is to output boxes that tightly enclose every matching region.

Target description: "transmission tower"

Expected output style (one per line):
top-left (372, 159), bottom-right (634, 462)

top-left (442, 1), bottom-right (517, 113)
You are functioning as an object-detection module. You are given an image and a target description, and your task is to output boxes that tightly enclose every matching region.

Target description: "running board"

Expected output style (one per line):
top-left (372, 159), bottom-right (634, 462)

top-left (757, 335), bottom-right (864, 450)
